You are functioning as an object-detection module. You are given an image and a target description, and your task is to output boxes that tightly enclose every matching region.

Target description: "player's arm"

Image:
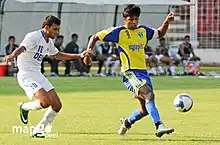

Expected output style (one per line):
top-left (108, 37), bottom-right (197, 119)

top-left (53, 51), bottom-right (91, 60)
top-left (5, 46), bottom-right (26, 62)
top-left (5, 32), bottom-right (37, 63)
top-left (157, 12), bottom-right (174, 38)
top-left (87, 35), bottom-right (100, 52)
top-left (87, 27), bottom-right (119, 52)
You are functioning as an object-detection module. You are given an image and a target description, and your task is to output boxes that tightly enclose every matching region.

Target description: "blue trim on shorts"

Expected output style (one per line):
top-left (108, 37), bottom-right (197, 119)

top-left (122, 69), bottom-right (153, 96)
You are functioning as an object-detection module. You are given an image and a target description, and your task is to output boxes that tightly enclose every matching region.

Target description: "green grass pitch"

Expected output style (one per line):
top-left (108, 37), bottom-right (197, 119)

top-left (0, 76), bottom-right (220, 145)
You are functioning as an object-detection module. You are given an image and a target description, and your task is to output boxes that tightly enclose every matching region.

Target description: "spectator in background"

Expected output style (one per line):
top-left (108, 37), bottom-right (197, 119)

top-left (96, 41), bottom-right (112, 76)
top-left (178, 35), bottom-right (201, 75)
top-left (64, 33), bottom-right (83, 76)
top-left (148, 38), bottom-right (176, 76)
top-left (145, 45), bottom-right (157, 75)
top-left (50, 35), bottom-right (64, 76)
top-left (107, 42), bottom-right (121, 76)
top-left (156, 38), bottom-right (177, 75)
top-left (81, 35), bottom-right (93, 76)
top-left (41, 35), bottom-right (64, 76)
top-left (5, 36), bottom-right (18, 55)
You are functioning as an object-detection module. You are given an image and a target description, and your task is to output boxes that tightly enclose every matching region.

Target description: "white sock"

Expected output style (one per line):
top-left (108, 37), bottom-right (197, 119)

top-left (33, 107), bottom-right (57, 134)
top-left (22, 99), bottom-right (42, 111)
top-left (157, 66), bottom-right (164, 73)
top-left (170, 66), bottom-right (176, 76)
top-left (183, 60), bottom-right (188, 72)
top-left (150, 68), bottom-right (157, 75)
top-left (104, 61), bottom-right (110, 74)
top-left (111, 60), bottom-right (120, 74)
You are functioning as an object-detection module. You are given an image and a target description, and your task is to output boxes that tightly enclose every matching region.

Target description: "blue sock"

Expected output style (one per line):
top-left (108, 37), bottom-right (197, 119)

top-left (128, 109), bottom-right (147, 124)
top-left (145, 100), bottom-right (161, 124)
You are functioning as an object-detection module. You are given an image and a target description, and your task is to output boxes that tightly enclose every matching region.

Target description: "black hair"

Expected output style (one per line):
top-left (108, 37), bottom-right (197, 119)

top-left (72, 33), bottom-right (78, 39)
top-left (57, 35), bottom-right (64, 39)
top-left (184, 35), bottom-right (190, 39)
top-left (159, 37), bottom-right (165, 41)
top-left (42, 15), bottom-right (61, 28)
top-left (8, 36), bottom-right (15, 41)
top-left (123, 4), bottom-right (141, 18)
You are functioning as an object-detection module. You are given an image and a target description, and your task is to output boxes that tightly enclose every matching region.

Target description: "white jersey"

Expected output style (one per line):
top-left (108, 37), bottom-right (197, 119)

top-left (17, 30), bottom-right (59, 72)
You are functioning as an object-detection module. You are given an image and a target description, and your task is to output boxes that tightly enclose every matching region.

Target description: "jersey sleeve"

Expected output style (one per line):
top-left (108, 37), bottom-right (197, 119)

top-left (47, 40), bottom-right (59, 55)
top-left (96, 27), bottom-right (123, 42)
top-left (139, 25), bottom-right (159, 41)
top-left (20, 32), bottom-right (38, 50)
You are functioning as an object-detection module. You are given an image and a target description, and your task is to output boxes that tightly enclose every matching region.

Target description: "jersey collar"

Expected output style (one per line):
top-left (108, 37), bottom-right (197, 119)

top-left (40, 29), bottom-right (49, 43)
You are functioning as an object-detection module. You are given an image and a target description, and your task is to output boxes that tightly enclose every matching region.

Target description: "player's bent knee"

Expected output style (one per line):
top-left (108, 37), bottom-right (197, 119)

top-left (141, 92), bottom-right (155, 102)
top-left (40, 98), bottom-right (51, 108)
top-left (140, 108), bottom-right (148, 116)
top-left (51, 100), bottom-right (62, 112)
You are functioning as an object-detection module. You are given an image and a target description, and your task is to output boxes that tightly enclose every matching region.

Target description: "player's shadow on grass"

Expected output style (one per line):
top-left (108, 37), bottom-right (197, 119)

top-left (60, 131), bottom-right (150, 135)
top-left (119, 138), bottom-right (220, 142)
top-left (60, 132), bottom-right (220, 142)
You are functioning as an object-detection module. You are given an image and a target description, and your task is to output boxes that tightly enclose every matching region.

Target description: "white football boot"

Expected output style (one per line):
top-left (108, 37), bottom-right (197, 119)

top-left (155, 123), bottom-right (174, 137)
top-left (118, 117), bottom-right (131, 135)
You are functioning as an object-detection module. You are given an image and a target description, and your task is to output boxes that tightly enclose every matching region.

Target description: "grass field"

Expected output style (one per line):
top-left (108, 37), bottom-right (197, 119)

top-left (0, 76), bottom-right (220, 145)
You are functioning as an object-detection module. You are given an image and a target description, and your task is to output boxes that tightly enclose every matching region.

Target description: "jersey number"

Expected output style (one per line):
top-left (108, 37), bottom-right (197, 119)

top-left (34, 45), bottom-right (43, 61)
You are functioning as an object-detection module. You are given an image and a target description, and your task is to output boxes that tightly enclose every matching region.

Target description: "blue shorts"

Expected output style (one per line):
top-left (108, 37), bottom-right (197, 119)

top-left (122, 69), bottom-right (153, 96)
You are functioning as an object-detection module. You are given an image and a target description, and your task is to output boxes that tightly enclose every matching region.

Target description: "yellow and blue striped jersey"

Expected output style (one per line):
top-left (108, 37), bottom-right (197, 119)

top-left (96, 25), bottom-right (158, 72)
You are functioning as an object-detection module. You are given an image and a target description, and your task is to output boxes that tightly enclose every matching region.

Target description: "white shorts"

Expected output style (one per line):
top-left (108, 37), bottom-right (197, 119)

top-left (170, 54), bottom-right (181, 60)
top-left (17, 71), bottom-right (54, 100)
top-left (155, 54), bottom-right (164, 62)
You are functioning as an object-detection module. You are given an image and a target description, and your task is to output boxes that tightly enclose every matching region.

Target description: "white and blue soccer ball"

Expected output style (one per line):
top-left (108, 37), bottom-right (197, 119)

top-left (174, 93), bottom-right (193, 112)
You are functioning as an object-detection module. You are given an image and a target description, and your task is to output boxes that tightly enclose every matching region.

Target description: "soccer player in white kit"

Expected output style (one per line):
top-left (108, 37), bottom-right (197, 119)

top-left (5, 15), bottom-right (91, 138)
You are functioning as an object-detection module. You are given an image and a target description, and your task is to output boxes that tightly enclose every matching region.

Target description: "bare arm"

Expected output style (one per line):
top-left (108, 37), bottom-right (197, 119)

top-left (53, 50), bottom-right (91, 60)
top-left (53, 52), bottom-right (81, 60)
top-left (5, 46), bottom-right (26, 62)
top-left (157, 12), bottom-right (174, 38)
top-left (86, 35), bottom-right (100, 52)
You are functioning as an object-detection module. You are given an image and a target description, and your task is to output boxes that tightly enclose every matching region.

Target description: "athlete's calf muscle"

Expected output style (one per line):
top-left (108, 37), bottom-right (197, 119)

top-left (48, 89), bottom-right (62, 112)
top-left (138, 85), bottom-right (154, 101)
top-left (34, 88), bottom-right (51, 108)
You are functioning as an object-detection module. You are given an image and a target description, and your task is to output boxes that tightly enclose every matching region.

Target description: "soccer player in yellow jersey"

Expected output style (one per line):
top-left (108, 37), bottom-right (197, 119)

top-left (85, 4), bottom-right (174, 137)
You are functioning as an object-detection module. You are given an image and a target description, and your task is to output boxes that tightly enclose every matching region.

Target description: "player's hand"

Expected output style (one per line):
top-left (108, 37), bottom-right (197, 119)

top-left (80, 50), bottom-right (92, 58)
top-left (166, 12), bottom-right (174, 23)
top-left (4, 54), bottom-right (14, 63)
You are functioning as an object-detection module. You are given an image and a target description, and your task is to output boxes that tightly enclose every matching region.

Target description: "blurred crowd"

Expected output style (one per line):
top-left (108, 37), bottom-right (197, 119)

top-left (3, 34), bottom-right (202, 77)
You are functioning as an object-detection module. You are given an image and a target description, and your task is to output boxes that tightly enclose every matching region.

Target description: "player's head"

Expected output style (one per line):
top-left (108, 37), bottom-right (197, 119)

top-left (56, 35), bottom-right (64, 46)
top-left (104, 41), bottom-right (109, 46)
top-left (71, 33), bottom-right (78, 43)
top-left (42, 15), bottom-right (61, 39)
top-left (8, 36), bottom-right (16, 44)
top-left (184, 35), bottom-right (190, 43)
top-left (123, 4), bottom-right (141, 30)
top-left (155, 47), bottom-right (161, 55)
top-left (159, 37), bottom-right (165, 46)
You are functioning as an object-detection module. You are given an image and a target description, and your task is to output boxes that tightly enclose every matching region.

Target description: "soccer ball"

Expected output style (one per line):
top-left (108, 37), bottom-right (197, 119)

top-left (174, 93), bottom-right (193, 112)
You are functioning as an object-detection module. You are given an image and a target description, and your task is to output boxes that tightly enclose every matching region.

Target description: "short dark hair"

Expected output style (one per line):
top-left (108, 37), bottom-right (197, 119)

top-left (72, 33), bottom-right (78, 39)
top-left (159, 37), bottom-right (165, 41)
top-left (184, 35), bottom-right (190, 39)
top-left (42, 15), bottom-right (61, 28)
top-left (8, 36), bottom-right (15, 41)
top-left (123, 4), bottom-right (141, 18)
top-left (57, 35), bottom-right (64, 39)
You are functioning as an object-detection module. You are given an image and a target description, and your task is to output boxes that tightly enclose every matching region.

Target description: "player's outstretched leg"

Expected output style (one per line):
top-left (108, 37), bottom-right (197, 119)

top-left (118, 98), bottom-right (148, 135)
top-left (19, 98), bottom-right (44, 124)
top-left (140, 85), bottom-right (174, 137)
top-left (19, 102), bottom-right (29, 124)
top-left (32, 89), bottom-right (62, 138)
